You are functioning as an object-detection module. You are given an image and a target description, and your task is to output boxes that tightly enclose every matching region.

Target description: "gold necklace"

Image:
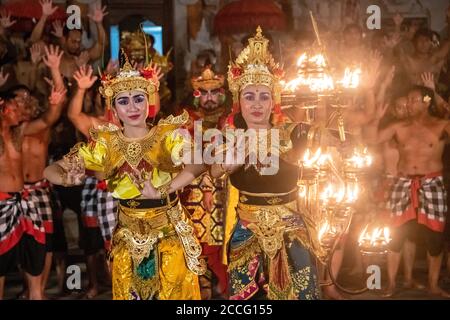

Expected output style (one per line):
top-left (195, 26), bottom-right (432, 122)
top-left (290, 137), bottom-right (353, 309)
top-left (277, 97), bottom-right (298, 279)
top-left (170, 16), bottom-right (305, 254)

top-left (113, 126), bottom-right (157, 168)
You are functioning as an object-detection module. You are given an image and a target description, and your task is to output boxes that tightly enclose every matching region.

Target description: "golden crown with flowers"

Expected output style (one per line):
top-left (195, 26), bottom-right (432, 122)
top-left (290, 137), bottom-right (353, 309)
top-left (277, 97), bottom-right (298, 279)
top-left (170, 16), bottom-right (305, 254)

top-left (99, 50), bottom-right (160, 119)
top-left (227, 26), bottom-right (284, 123)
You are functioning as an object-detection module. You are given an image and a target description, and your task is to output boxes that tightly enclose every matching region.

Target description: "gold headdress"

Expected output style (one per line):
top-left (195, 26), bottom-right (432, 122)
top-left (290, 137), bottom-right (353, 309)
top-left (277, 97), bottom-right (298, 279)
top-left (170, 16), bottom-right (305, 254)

top-left (121, 30), bottom-right (173, 74)
top-left (121, 31), bottom-right (146, 62)
top-left (191, 66), bottom-right (225, 91)
top-left (99, 51), bottom-right (160, 119)
top-left (150, 48), bottom-right (174, 74)
top-left (227, 26), bottom-right (284, 123)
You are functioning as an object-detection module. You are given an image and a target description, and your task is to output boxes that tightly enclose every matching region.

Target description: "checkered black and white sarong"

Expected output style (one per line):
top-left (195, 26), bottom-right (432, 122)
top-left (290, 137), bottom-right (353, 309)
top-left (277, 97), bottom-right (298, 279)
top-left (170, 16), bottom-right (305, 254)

top-left (97, 184), bottom-right (118, 247)
top-left (81, 176), bottom-right (99, 228)
top-left (81, 176), bottom-right (118, 248)
top-left (0, 192), bottom-right (45, 254)
top-left (387, 173), bottom-right (447, 232)
top-left (23, 180), bottom-right (53, 234)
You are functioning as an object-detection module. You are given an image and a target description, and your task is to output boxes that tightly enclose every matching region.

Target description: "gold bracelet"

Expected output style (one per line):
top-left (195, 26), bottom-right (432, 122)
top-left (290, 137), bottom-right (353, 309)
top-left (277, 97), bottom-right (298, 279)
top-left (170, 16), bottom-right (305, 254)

top-left (157, 183), bottom-right (171, 200)
top-left (200, 186), bottom-right (213, 192)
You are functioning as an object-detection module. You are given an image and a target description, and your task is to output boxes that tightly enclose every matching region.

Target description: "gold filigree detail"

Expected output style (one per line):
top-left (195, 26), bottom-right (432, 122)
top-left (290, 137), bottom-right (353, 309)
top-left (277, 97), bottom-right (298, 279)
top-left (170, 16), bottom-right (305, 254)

top-left (110, 128), bottom-right (157, 168)
top-left (166, 203), bottom-right (207, 275)
top-left (127, 200), bottom-right (140, 209)
top-left (130, 272), bottom-right (160, 300)
top-left (267, 197), bottom-right (283, 205)
top-left (277, 123), bottom-right (297, 155)
top-left (115, 228), bottom-right (163, 267)
top-left (246, 207), bottom-right (286, 259)
top-left (61, 142), bottom-right (85, 176)
top-left (158, 110), bottom-right (189, 126)
top-left (89, 124), bottom-right (119, 141)
top-left (127, 142), bottom-right (143, 163)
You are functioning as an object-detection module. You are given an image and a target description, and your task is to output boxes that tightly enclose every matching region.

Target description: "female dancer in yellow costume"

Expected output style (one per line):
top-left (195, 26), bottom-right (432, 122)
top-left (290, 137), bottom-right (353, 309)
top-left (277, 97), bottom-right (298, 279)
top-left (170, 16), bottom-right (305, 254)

top-left (44, 56), bottom-right (206, 300)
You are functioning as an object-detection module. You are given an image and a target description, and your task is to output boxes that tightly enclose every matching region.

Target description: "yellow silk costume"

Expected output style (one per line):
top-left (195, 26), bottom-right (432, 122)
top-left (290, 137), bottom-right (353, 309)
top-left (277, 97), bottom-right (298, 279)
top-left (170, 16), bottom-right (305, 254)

top-left (74, 111), bottom-right (204, 300)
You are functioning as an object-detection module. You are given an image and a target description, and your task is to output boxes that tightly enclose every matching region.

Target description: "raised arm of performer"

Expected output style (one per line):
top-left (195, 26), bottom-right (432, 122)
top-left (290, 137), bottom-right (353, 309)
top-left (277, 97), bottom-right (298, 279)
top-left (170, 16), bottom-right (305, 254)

top-left (68, 64), bottom-right (101, 137)
top-left (376, 65), bottom-right (395, 105)
top-left (29, 0), bottom-right (58, 43)
top-left (43, 44), bottom-right (65, 91)
top-left (346, 50), bottom-right (381, 128)
top-left (22, 85), bottom-right (67, 136)
top-left (0, 10), bottom-right (16, 40)
top-left (421, 72), bottom-right (450, 117)
top-left (27, 43), bottom-right (45, 91)
top-left (364, 102), bottom-right (400, 145)
top-left (86, 4), bottom-right (108, 61)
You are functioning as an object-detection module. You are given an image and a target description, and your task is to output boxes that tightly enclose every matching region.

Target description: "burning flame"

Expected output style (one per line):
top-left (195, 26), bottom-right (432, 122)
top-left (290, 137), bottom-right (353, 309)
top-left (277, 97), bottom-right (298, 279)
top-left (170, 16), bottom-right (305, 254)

top-left (298, 184), bottom-right (307, 198)
top-left (338, 67), bottom-right (362, 89)
top-left (296, 53), bottom-right (327, 68)
top-left (358, 226), bottom-right (391, 248)
top-left (296, 53), bottom-right (308, 67)
top-left (320, 184), bottom-right (345, 204)
top-left (285, 53), bottom-right (362, 92)
top-left (283, 74), bottom-right (334, 93)
top-left (302, 148), bottom-right (322, 167)
top-left (309, 54), bottom-right (327, 68)
top-left (318, 220), bottom-right (339, 244)
top-left (317, 153), bottom-right (330, 166)
top-left (284, 53), bottom-right (334, 93)
top-left (347, 148), bottom-right (372, 169)
top-left (309, 74), bottom-right (335, 92)
top-left (345, 184), bottom-right (359, 203)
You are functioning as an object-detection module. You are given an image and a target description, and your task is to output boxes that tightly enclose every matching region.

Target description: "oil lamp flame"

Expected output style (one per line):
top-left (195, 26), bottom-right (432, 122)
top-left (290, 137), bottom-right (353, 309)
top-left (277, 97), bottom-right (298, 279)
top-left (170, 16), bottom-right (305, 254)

top-left (338, 67), bottom-right (361, 89)
top-left (358, 225), bottom-right (392, 252)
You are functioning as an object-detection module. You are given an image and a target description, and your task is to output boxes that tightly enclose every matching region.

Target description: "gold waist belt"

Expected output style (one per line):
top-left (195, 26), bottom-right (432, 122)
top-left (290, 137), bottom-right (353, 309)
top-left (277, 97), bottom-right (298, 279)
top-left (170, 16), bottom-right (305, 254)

top-left (237, 201), bottom-right (297, 224)
top-left (118, 205), bottom-right (172, 235)
top-left (236, 201), bottom-right (299, 259)
top-left (114, 202), bottom-right (206, 276)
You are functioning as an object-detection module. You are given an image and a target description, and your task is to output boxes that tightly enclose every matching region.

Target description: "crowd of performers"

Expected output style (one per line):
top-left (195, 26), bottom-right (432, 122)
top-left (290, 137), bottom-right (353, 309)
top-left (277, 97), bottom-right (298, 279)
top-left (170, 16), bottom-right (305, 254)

top-left (2, 1), bottom-right (450, 301)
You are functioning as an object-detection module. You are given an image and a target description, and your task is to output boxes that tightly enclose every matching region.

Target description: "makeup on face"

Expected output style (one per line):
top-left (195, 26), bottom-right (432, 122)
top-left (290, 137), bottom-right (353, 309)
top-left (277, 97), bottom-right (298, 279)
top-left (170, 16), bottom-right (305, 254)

top-left (114, 91), bottom-right (148, 124)
top-left (240, 85), bottom-right (273, 126)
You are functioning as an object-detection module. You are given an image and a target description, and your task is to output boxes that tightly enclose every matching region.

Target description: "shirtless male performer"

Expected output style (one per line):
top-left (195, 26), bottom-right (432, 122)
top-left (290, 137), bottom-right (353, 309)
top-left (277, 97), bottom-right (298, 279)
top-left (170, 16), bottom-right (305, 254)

top-left (0, 85), bottom-right (66, 300)
top-left (16, 45), bottom-right (66, 298)
top-left (367, 85), bottom-right (450, 298)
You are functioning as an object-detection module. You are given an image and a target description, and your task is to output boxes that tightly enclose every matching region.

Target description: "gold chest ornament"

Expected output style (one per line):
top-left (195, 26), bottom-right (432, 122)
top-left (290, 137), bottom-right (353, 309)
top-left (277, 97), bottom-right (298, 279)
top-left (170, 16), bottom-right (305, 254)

top-left (111, 130), bottom-right (156, 168)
